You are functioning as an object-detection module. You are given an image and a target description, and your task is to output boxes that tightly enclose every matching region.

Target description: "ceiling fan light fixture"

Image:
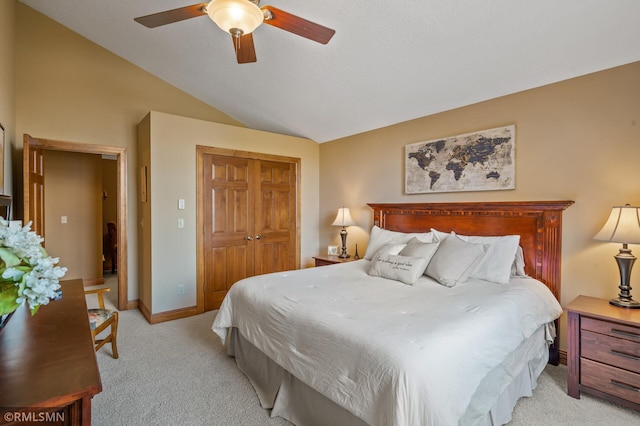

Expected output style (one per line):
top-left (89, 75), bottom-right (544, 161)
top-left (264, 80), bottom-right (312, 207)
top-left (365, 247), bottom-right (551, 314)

top-left (207, 0), bottom-right (264, 36)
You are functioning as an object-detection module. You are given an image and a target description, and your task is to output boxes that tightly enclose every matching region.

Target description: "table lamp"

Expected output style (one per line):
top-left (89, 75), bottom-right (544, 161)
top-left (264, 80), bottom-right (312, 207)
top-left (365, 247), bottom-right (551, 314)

top-left (332, 207), bottom-right (357, 258)
top-left (593, 204), bottom-right (640, 308)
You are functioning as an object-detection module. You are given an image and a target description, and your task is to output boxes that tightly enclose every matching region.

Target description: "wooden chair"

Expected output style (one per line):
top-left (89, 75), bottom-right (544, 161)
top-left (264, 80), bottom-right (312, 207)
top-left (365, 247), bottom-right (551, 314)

top-left (85, 287), bottom-right (119, 359)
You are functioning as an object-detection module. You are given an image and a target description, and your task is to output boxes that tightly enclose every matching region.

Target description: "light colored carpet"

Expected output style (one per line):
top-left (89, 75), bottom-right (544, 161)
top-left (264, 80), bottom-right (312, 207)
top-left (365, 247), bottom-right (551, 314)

top-left (84, 273), bottom-right (119, 311)
top-left (91, 307), bottom-right (640, 426)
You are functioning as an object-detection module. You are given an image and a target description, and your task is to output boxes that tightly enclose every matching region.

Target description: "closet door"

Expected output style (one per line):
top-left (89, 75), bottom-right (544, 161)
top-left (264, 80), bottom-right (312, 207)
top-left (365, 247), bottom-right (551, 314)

top-left (202, 152), bottom-right (298, 310)
top-left (203, 154), bottom-right (255, 311)
top-left (255, 160), bottom-right (297, 275)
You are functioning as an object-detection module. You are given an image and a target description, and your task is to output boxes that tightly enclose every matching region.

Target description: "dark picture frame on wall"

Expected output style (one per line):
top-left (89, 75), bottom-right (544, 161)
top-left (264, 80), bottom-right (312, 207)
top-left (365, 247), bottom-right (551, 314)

top-left (0, 122), bottom-right (4, 194)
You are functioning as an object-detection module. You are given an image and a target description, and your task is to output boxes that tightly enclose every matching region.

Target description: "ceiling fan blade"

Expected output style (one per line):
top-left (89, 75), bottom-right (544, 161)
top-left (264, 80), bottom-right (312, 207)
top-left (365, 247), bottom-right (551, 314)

top-left (261, 6), bottom-right (335, 44)
top-left (134, 3), bottom-right (208, 28)
top-left (232, 33), bottom-right (257, 64)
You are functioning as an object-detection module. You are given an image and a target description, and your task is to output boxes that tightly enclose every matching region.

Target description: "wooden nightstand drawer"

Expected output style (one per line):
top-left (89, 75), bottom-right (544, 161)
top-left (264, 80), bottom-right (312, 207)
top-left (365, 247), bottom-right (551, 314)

top-left (581, 358), bottom-right (640, 404)
top-left (315, 258), bottom-right (336, 267)
top-left (581, 330), bottom-right (640, 374)
top-left (582, 317), bottom-right (640, 343)
top-left (313, 255), bottom-right (357, 267)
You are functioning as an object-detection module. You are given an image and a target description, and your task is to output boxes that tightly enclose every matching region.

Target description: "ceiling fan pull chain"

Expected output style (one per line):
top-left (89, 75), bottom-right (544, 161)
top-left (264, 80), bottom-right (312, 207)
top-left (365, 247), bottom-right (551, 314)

top-left (231, 28), bottom-right (243, 53)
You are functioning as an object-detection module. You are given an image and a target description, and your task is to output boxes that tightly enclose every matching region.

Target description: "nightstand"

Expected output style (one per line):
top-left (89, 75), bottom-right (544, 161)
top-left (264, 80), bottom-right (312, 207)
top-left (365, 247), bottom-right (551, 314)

top-left (566, 295), bottom-right (640, 411)
top-left (313, 255), bottom-right (358, 267)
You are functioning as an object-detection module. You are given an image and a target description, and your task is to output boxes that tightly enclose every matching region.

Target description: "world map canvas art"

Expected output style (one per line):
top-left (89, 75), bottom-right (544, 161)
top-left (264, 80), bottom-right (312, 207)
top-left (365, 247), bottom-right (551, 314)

top-left (405, 125), bottom-right (515, 194)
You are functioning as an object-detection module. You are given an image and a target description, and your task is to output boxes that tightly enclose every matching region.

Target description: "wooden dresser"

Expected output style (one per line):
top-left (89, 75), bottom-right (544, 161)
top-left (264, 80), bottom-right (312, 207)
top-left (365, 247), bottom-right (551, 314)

top-left (0, 279), bottom-right (102, 425)
top-left (567, 295), bottom-right (640, 411)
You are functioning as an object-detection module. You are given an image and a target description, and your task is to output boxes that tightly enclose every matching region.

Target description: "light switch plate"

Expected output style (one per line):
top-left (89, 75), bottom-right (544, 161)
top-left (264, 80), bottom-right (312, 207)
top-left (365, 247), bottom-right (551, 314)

top-left (178, 199), bottom-right (185, 210)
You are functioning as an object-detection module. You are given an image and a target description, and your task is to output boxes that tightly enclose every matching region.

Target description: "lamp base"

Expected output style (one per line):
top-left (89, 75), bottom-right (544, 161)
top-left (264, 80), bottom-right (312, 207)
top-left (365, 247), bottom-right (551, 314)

top-left (610, 247), bottom-right (640, 308)
top-left (610, 298), bottom-right (640, 309)
top-left (338, 227), bottom-right (349, 258)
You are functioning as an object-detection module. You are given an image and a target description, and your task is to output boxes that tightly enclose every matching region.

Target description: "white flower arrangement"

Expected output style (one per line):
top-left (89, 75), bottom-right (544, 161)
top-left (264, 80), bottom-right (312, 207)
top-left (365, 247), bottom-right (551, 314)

top-left (0, 219), bottom-right (67, 316)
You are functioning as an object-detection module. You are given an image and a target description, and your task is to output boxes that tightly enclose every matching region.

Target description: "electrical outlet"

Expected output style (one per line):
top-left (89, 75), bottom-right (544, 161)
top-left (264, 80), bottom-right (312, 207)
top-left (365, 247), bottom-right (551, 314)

top-left (177, 285), bottom-right (184, 295)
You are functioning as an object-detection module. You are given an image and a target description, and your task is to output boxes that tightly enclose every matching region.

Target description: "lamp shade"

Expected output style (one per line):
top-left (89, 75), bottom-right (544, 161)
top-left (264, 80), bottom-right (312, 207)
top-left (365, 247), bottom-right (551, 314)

top-left (207, 0), bottom-right (264, 35)
top-left (593, 205), bottom-right (640, 244)
top-left (331, 207), bottom-right (357, 227)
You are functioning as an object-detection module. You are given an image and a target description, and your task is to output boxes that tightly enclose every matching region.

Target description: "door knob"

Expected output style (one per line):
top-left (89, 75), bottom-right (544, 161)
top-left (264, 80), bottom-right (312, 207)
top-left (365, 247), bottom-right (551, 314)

top-left (246, 236), bottom-right (253, 241)
top-left (256, 235), bottom-right (263, 240)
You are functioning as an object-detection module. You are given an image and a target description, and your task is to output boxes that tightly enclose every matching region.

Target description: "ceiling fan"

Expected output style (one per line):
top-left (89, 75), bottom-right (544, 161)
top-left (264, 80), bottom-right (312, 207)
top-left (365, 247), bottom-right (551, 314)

top-left (134, 1), bottom-right (336, 64)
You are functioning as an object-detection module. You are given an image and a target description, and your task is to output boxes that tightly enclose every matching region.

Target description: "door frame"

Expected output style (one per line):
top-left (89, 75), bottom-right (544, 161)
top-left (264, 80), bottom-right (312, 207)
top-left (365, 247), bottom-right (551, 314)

top-left (24, 135), bottom-right (129, 311)
top-left (196, 145), bottom-right (301, 313)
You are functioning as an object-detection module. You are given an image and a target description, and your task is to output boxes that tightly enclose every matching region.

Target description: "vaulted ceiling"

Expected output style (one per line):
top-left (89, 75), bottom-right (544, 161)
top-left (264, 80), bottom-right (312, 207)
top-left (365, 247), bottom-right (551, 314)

top-left (18, 0), bottom-right (640, 143)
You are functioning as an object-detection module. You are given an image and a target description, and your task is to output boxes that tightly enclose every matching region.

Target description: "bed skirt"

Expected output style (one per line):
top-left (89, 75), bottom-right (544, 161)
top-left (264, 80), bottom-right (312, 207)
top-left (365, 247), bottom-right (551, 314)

top-left (227, 326), bottom-right (549, 426)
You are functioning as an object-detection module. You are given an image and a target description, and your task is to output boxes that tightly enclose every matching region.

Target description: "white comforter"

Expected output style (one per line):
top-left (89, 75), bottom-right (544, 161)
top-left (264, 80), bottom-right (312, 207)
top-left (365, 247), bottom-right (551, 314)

top-left (212, 260), bottom-right (562, 426)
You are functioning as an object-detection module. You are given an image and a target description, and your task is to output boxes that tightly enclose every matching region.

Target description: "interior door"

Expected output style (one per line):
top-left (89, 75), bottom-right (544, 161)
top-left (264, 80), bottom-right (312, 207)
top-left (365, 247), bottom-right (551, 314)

top-left (201, 152), bottom-right (298, 311)
top-left (23, 135), bottom-right (45, 238)
top-left (254, 160), bottom-right (297, 275)
top-left (203, 154), bottom-right (254, 311)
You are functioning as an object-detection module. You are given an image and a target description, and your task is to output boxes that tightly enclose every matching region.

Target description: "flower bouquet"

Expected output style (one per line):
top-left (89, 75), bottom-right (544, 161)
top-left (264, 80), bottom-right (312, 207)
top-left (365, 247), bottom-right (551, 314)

top-left (0, 219), bottom-right (67, 320)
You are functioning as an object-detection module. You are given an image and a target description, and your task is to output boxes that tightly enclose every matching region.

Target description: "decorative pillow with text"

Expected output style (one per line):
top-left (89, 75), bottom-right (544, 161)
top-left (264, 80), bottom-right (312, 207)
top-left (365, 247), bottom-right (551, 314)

top-left (368, 254), bottom-right (431, 285)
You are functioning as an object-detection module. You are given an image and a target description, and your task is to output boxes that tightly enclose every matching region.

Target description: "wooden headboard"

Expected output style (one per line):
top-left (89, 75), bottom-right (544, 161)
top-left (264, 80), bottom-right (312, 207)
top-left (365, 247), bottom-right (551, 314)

top-left (368, 201), bottom-right (574, 301)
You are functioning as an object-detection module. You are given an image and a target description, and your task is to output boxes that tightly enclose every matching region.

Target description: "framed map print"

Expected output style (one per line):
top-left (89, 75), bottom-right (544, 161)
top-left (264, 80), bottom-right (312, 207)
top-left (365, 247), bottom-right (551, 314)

top-left (405, 125), bottom-right (515, 194)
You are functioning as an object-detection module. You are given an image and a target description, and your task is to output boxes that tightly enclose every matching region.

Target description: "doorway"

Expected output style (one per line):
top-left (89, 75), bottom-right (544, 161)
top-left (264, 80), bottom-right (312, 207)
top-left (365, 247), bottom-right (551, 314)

top-left (23, 134), bottom-right (129, 311)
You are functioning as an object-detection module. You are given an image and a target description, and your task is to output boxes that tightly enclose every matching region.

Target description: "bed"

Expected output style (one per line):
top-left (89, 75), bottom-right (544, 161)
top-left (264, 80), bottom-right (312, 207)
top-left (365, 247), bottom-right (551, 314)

top-left (212, 201), bottom-right (574, 425)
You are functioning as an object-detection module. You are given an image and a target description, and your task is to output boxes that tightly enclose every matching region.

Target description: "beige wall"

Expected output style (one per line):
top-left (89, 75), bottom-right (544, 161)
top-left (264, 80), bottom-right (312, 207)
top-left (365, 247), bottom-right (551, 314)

top-left (14, 3), bottom-right (246, 302)
top-left (142, 111), bottom-right (319, 314)
top-left (0, 1), bottom-right (15, 199)
top-left (44, 151), bottom-right (102, 280)
top-left (319, 61), bottom-right (640, 351)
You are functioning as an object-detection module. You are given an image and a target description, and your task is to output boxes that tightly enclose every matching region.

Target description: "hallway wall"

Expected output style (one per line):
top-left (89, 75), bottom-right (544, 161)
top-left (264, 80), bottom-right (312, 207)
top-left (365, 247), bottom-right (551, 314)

top-left (44, 150), bottom-right (103, 280)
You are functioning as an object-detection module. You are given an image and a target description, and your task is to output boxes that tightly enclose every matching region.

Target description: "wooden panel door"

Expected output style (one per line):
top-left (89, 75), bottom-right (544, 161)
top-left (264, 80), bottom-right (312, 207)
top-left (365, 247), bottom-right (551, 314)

top-left (23, 135), bottom-right (45, 238)
top-left (203, 154), bottom-right (255, 311)
top-left (202, 153), bottom-right (298, 310)
top-left (255, 160), bottom-right (297, 275)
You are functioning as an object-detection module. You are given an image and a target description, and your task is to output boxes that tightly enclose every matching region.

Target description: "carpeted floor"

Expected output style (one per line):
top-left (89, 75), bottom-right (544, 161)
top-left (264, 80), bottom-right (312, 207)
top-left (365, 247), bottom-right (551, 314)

top-left (91, 307), bottom-right (640, 426)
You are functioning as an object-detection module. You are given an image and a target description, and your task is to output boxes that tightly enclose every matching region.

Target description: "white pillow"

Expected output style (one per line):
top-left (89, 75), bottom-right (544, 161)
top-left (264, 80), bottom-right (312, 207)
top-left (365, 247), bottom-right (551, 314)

top-left (430, 229), bottom-right (450, 242)
top-left (368, 254), bottom-right (431, 285)
top-left (374, 242), bottom-right (407, 257)
top-left (431, 229), bottom-right (520, 284)
top-left (399, 238), bottom-right (440, 275)
top-left (425, 234), bottom-right (489, 287)
top-left (511, 246), bottom-right (527, 277)
top-left (364, 226), bottom-right (434, 260)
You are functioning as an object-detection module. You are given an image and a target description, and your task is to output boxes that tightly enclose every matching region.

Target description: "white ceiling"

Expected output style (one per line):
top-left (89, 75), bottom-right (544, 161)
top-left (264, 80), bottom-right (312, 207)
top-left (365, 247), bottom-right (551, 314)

top-left (18, 0), bottom-right (640, 143)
